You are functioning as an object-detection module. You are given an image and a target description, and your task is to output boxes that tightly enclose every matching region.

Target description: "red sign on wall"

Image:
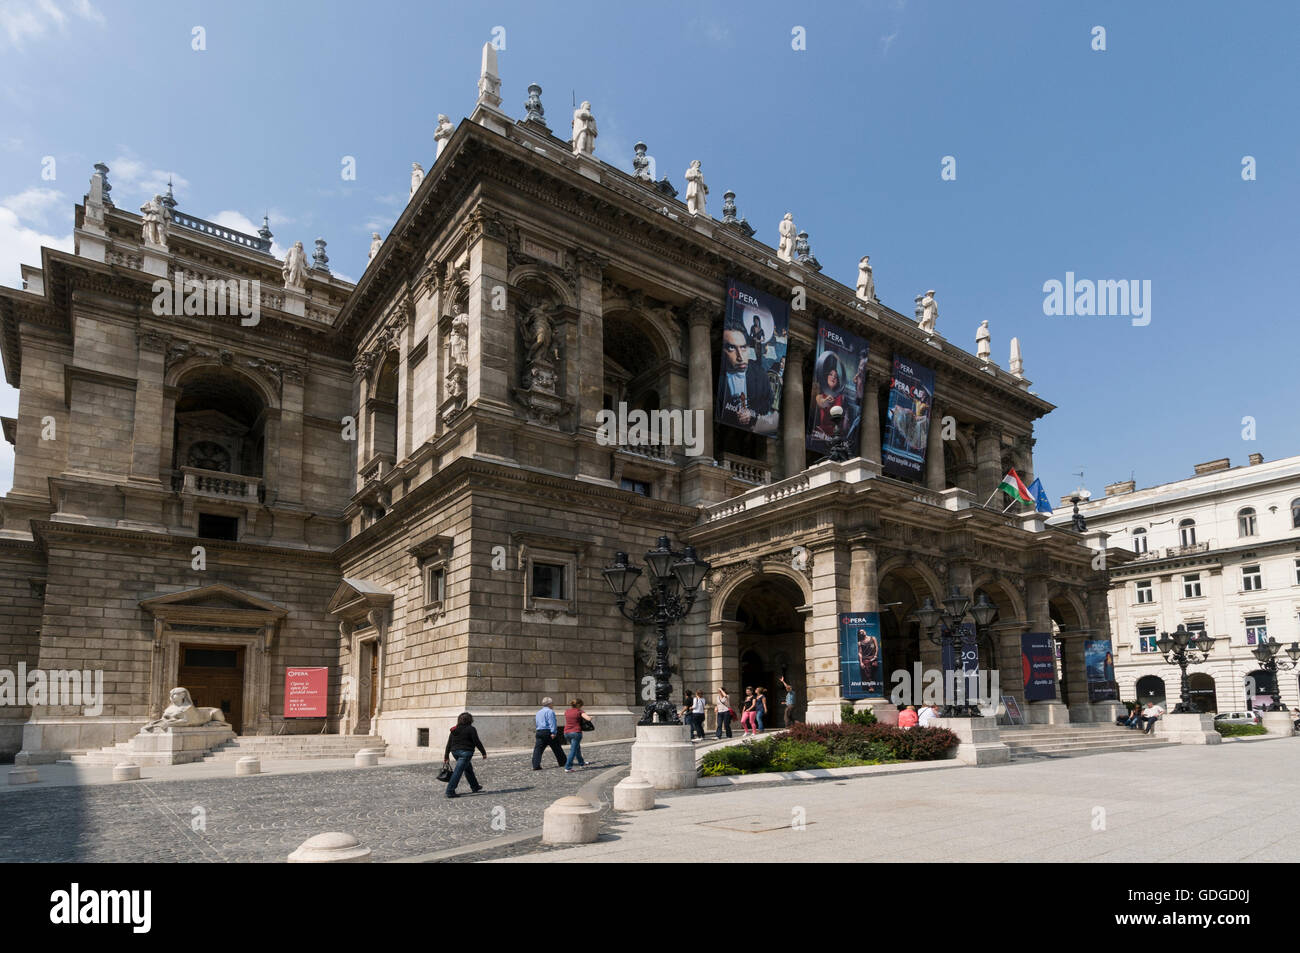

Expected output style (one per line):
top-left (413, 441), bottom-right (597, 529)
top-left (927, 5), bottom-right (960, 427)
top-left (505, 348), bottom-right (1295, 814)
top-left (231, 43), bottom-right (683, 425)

top-left (285, 667), bottom-right (328, 717)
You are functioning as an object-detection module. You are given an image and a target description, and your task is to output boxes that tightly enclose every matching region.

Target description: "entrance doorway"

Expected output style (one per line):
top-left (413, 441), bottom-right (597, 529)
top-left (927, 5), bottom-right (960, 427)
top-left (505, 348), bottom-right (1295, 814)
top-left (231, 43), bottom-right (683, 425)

top-left (178, 644), bottom-right (245, 733)
top-left (1136, 674), bottom-right (1166, 706)
top-left (1188, 673), bottom-right (1217, 713)
top-left (733, 577), bottom-right (806, 728)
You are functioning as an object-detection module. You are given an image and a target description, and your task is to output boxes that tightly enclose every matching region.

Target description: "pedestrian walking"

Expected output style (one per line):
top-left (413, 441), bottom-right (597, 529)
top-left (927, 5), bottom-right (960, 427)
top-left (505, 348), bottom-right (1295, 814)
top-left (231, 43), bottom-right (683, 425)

top-left (779, 675), bottom-right (798, 727)
top-left (563, 698), bottom-right (592, 771)
top-left (531, 696), bottom-right (566, 769)
top-left (754, 687), bottom-right (768, 732)
top-left (442, 712), bottom-right (486, 798)
top-left (714, 686), bottom-right (734, 739)
top-left (739, 687), bottom-right (756, 736)
top-left (692, 690), bottom-right (707, 740)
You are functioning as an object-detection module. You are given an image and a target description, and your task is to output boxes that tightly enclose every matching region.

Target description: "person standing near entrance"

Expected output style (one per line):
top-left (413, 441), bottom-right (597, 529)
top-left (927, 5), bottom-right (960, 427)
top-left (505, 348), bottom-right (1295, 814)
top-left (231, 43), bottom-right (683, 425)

top-left (779, 675), bottom-right (798, 727)
top-left (739, 687), bottom-right (756, 736)
top-left (563, 698), bottom-right (591, 771)
top-left (692, 690), bottom-right (707, 740)
top-left (715, 687), bottom-right (734, 739)
top-left (754, 687), bottom-right (768, 732)
top-left (531, 696), bottom-right (566, 770)
top-left (442, 712), bottom-right (486, 798)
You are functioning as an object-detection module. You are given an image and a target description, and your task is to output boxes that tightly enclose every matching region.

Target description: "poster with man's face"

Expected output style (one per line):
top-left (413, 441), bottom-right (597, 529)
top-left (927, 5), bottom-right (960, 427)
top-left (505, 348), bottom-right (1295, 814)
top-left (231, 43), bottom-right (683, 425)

top-left (715, 280), bottom-right (789, 438)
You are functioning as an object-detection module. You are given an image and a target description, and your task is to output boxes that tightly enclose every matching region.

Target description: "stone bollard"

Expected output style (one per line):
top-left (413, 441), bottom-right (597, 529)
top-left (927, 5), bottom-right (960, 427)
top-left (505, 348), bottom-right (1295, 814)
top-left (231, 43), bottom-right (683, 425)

top-left (542, 795), bottom-right (601, 845)
top-left (8, 766), bottom-right (38, 785)
top-left (112, 763), bottom-right (141, 782)
top-left (235, 756), bottom-right (261, 776)
top-left (287, 832), bottom-right (372, 863)
top-left (629, 724), bottom-right (697, 789)
top-left (613, 776), bottom-right (656, 812)
top-left (354, 749), bottom-right (380, 767)
top-left (1260, 712), bottom-right (1295, 737)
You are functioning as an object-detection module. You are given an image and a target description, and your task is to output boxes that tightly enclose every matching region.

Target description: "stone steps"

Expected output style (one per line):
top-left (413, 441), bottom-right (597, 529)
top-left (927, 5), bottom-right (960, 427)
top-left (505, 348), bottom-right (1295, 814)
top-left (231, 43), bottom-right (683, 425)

top-left (203, 736), bottom-right (386, 762)
top-left (999, 723), bottom-right (1173, 760)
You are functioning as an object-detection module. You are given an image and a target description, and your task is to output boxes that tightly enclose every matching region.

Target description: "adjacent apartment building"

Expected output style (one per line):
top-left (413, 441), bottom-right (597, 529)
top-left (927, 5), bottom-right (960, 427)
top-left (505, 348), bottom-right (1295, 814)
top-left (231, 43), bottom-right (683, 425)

top-left (1056, 454), bottom-right (1300, 713)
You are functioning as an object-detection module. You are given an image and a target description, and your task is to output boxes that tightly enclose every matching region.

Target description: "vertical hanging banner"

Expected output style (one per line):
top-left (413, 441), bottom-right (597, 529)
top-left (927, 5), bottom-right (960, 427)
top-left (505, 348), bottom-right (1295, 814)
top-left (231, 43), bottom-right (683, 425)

top-left (807, 320), bottom-right (870, 456)
top-left (881, 354), bottom-right (935, 481)
top-left (715, 279), bottom-right (788, 437)
top-left (1021, 632), bottom-right (1058, 701)
top-left (839, 612), bottom-right (884, 699)
top-left (1084, 639), bottom-right (1118, 702)
top-left (285, 666), bottom-right (328, 717)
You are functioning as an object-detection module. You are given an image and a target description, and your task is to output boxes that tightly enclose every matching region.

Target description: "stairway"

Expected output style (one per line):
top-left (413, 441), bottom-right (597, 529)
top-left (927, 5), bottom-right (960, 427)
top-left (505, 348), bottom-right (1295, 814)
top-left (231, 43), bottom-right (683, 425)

top-left (201, 735), bottom-right (387, 762)
top-left (999, 723), bottom-right (1173, 761)
top-left (69, 734), bottom-right (386, 765)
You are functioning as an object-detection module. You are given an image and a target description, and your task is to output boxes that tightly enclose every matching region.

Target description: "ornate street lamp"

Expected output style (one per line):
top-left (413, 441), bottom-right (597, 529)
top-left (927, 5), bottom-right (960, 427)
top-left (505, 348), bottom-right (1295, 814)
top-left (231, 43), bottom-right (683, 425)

top-left (907, 587), bottom-right (996, 717)
top-left (826, 404), bottom-right (851, 463)
top-left (1249, 638), bottom-right (1300, 712)
top-left (1069, 485), bottom-right (1091, 533)
top-left (603, 535), bottom-right (711, 725)
top-left (1157, 624), bottom-right (1214, 714)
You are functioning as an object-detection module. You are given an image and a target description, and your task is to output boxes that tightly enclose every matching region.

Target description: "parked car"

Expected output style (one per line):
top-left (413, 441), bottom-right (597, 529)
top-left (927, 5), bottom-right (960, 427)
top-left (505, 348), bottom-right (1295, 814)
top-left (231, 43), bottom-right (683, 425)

top-left (1213, 711), bottom-right (1262, 726)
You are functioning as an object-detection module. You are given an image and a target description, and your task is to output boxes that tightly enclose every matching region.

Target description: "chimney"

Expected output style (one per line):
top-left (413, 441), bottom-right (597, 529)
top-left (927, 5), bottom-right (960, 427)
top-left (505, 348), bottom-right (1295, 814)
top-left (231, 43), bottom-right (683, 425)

top-left (1248, 453), bottom-right (1264, 466)
top-left (1105, 480), bottom-right (1136, 497)
top-left (1193, 458), bottom-right (1231, 475)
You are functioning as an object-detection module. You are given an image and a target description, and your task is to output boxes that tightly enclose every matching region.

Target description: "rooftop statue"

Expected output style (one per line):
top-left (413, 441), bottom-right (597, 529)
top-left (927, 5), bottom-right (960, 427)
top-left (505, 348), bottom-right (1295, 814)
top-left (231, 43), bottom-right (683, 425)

top-left (410, 162), bottom-right (424, 198)
top-left (856, 255), bottom-right (876, 303)
top-left (918, 289), bottom-right (938, 334)
top-left (777, 212), bottom-right (796, 262)
top-left (572, 101), bottom-right (597, 156)
top-left (684, 160), bottom-right (708, 216)
top-left (282, 241), bottom-right (307, 291)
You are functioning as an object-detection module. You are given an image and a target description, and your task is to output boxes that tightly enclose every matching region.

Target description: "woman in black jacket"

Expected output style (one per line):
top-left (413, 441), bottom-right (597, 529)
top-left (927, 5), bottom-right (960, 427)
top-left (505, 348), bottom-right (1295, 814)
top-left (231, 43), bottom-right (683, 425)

top-left (442, 711), bottom-right (487, 798)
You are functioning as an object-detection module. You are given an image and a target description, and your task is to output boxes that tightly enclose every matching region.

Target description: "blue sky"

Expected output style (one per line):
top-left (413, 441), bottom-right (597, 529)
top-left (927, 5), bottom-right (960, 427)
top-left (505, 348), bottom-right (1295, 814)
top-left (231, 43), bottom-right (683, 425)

top-left (1, 0), bottom-right (1297, 502)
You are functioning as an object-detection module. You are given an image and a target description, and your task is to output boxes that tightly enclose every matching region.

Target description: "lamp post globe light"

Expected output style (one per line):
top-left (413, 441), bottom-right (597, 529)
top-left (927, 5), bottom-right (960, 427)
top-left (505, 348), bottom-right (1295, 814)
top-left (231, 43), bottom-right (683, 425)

top-left (826, 404), bottom-right (851, 463)
top-left (1156, 624), bottom-right (1215, 714)
top-left (908, 587), bottom-right (998, 717)
top-left (603, 535), bottom-right (710, 726)
top-left (1249, 638), bottom-right (1300, 712)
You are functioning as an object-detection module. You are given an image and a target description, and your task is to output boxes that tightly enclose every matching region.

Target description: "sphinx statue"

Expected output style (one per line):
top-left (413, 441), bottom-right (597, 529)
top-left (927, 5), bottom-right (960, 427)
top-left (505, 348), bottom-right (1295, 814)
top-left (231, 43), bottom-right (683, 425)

top-left (143, 687), bottom-right (231, 732)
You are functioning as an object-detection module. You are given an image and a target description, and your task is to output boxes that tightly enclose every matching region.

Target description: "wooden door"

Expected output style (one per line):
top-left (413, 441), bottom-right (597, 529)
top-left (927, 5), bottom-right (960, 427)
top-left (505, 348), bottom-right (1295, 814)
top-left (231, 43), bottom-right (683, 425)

top-left (178, 644), bottom-right (244, 733)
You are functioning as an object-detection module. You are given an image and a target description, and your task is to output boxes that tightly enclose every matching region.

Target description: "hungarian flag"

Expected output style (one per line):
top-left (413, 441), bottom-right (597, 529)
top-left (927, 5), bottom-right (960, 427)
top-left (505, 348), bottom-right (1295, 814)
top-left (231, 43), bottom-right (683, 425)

top-left (997, 469), bottom-right (1033, 505)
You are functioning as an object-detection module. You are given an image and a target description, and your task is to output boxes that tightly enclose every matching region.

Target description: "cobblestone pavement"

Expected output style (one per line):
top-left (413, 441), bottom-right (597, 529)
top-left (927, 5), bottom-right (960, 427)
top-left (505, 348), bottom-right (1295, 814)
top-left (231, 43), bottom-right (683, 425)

top-left (0, 743), bottom-right (632, 863)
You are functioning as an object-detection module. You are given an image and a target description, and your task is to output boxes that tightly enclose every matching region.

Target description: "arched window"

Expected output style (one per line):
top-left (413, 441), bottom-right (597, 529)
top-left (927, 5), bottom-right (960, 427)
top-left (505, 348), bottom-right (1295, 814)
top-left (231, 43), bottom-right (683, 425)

top-left (1291, 498), bottom-right (1300, 529)
top-left (1132, 527), bottom-right (1148, 554)
top-left (1237, 507), bottom-right (1257, 538)
top-left (1179, 518), bottom-right (1196, 548)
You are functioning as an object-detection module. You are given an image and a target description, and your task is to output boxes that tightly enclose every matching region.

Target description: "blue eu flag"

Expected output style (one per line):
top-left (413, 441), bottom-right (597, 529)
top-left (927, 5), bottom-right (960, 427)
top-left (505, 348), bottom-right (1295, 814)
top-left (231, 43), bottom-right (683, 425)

top-left (1027, 478), bottom-right (1053, 514)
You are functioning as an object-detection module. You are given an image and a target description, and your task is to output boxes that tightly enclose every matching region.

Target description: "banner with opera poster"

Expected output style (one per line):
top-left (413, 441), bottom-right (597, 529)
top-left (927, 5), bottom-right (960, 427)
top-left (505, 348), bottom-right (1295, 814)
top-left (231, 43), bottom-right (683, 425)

top-left (1021, 632), bottom-right (1058, 702)
top-left (881, 354), bottom-right (935, 481)
top-left (715, 279), bottom-right (789, 439)
top-left (806, 320), bottom-right (870, 456)
top-left (839, 612), bottom-right (884, 700)
top-left (1085, 639), bottom-right (1118, 702)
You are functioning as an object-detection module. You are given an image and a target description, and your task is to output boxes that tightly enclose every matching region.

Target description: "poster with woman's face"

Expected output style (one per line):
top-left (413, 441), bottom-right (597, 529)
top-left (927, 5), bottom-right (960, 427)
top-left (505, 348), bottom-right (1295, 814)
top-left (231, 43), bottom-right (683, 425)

top-left (807, 320), bottom-right (870, 456)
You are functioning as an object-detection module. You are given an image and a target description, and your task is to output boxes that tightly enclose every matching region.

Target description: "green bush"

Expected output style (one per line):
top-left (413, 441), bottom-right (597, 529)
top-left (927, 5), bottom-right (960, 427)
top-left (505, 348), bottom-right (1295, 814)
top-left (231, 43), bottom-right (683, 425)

top-left (1215, 722), bottom-right (1268, 737)
top-left (839, 704), bottom-right (879, 726)
top-left (767, 741), bottom-right (830, 772)
top-left (785, 722), bottom-right (959, 761)
top-left (697, 734), bottom-right (890, 776)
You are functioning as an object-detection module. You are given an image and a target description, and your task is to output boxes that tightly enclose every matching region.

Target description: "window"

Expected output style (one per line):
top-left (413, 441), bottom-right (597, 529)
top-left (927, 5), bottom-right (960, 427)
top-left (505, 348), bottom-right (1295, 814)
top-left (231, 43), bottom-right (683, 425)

top-left (1178, 519), bottom-right (1196, 547)
top-left (1295, 558), bottom-right (1300, 585)
top-left (1132, 527), bottom-right (1148, 555)
top-left (1137, 625), bottom-right (1159, 653)
top-left (1245, 616), bottom-right (1267, 646)
top-left (197, 513), bottom-right (239, 540)
top-left (1242, 564), bottom-right (1263, 592)
top-left (1135, 580), bottom-right (1154, 604)
top-left (424, 565), bottom-right (446, 605)
top-left (1291, 497), bottom-right (1300, 529)
top-left (620, 477), bottom-right (651, 497)
top-left (1238, 507), bottom-right (1257, 537)
top-left (409, 534), bottom-right (453, 620)
top-left (1182, 574), bottom-right (1202, 598)
top-left (531, 562), bottom-right (567, 601)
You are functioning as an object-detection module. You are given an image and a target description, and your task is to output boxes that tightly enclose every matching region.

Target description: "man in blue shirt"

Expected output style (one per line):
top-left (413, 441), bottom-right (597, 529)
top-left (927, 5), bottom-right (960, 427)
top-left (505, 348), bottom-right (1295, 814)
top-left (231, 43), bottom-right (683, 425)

top-left (532, 697), bottom-right (567, 770)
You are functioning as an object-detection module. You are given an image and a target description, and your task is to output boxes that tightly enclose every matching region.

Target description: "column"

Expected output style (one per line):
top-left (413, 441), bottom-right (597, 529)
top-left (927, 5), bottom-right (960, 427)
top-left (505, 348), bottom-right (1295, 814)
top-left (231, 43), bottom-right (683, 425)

top-left (861, 374), bottom-right (881, 466)
top-left (278, 369), bottom-right (305, 506)
top-left (975, 423), bottom-right (1001, 502)
top-left (803, 541), bottom-right (844, 724)
top-left (686, 300), bottom-right (715, 462)
top-left (574, 250), bottom-right (609, 482)
top-left (707, 619), bottom-right (743, 729)
top-left (1024, 574), bottom-right (1069, 724)
top-left (926, 400), bottom-right (945, 490)
top-left (849, 543), bottom-right (891, 716)
top-left (129, 331), bottom-right (167, 482)
top-left (782, 339), bottom-right (808, 478)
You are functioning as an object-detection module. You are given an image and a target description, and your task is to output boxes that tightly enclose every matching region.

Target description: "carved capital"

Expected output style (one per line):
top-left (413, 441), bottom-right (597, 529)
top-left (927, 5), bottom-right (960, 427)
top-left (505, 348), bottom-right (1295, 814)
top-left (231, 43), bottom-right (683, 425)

top-left (136, 329), bottom-right (168, 353)
top-left (686, 297), bottom-right (716, 328)
top-left (573, 247), bottom-right (609, 280)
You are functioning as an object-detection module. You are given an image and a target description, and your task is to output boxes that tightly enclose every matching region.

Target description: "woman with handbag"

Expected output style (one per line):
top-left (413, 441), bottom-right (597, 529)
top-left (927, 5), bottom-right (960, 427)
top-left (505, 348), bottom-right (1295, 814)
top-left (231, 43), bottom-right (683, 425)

top-left (714, 686), bottom-right (734, 739)
top-left (441, 711), bottom-right (487, 798)
top-left (563, 698), bottom-right (593, 772)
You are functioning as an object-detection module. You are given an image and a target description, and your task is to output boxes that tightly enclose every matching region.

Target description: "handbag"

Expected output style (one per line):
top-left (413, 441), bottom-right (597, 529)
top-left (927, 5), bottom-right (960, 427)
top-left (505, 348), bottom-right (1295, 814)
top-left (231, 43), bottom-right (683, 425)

top-left (436, 762), bottom-right (453, 783)
top-left (579, 716), bottom-right (596, 732)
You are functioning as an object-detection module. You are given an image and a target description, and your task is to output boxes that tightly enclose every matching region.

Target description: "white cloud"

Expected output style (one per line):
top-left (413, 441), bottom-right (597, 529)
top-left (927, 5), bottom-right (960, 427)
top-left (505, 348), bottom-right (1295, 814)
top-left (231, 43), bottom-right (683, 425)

top-left (0, 203), bottom-right (72, 289)
top-left (206, 210), bottom-right (286, 259)
top-left (1, 187), bottom-right (65, 229)
top-left (0, 0), bottom-right (103, 51)
top-left (105, 155), bottom-right (189, 206)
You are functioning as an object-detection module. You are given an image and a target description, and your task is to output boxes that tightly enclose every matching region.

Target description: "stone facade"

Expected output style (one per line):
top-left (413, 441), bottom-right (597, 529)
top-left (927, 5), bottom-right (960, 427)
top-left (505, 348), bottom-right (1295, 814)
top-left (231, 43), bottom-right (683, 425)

top-left (0, 90), bottom-right (1117, 761)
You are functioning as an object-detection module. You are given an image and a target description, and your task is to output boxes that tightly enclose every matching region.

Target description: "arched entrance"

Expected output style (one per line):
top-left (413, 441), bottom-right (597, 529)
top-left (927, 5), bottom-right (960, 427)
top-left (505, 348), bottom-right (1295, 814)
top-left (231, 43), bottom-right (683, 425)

top-left (1136, 675), bottom-right (1166, 705)
top-left (1246, 669), bottom-right (1277, 710)
top-left (731, 576), bottom-right (807, 728)
top-left (877, 564), bottom-right (940, 706)
top-left (1048, 593), bottom-right (1087, 706)
top-left (1187, 673), bottom-right (1217, 713)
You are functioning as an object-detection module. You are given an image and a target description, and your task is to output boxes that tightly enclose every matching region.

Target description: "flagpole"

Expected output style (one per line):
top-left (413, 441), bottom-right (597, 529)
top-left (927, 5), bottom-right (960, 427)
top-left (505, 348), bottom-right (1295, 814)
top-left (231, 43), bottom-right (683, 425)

top-left (981, 489), bottom-right (1000, 508)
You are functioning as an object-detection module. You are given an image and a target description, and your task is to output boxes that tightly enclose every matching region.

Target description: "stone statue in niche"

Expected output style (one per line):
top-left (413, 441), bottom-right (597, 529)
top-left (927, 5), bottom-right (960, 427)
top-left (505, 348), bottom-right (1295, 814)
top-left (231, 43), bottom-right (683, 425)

top-left (519, 303), bottom-right (559, 370)
top-left (513, 301), bottom-right (569, 425)
top-left (445, 312), bottom-right (469, 401)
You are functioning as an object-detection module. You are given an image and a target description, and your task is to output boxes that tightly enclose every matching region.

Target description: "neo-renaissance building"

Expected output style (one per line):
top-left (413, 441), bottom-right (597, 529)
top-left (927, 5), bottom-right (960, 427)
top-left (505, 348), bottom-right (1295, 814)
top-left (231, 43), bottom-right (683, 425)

top-left (1054, 454), bottom-right (1300, 713)
top-left (0, 50), bottom-right (1119, 761)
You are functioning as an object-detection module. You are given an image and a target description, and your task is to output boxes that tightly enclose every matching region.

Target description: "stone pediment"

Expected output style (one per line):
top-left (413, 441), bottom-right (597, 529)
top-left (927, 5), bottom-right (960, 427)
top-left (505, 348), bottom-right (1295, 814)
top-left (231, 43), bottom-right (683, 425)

top-left (328, 577), bottom-right (394, 615)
